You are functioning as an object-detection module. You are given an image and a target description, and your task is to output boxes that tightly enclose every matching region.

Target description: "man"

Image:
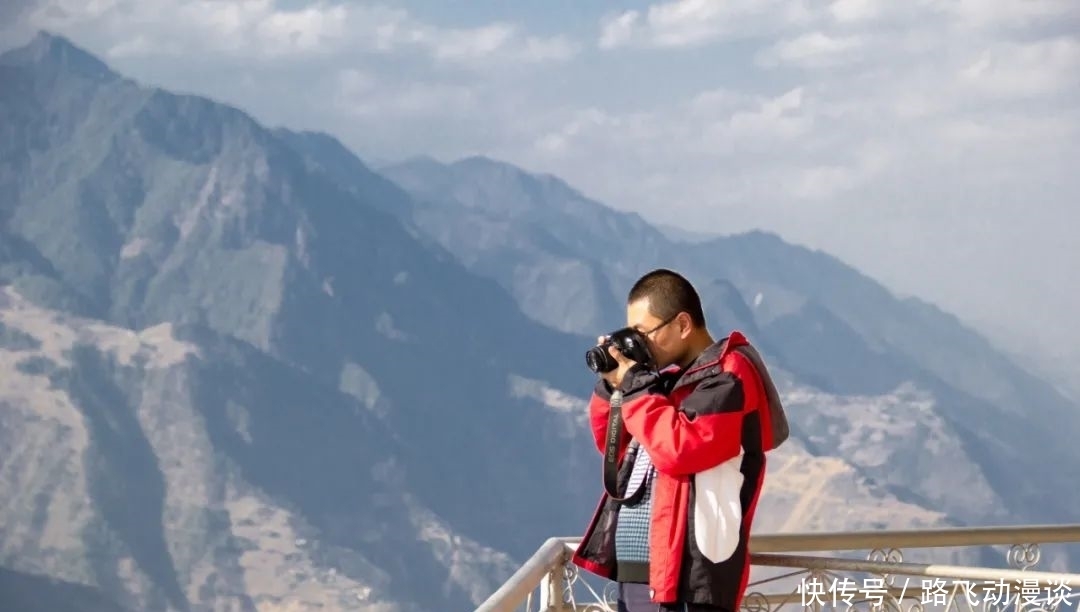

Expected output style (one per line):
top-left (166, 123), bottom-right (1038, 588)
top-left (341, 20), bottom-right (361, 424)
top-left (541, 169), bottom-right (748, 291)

top-left (571, 268), bottom-right (785, 612)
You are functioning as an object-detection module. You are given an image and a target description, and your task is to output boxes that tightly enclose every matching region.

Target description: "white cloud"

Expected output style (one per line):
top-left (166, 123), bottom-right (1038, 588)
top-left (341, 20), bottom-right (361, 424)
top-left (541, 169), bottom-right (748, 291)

top-left (787, 165), bottom-right (856, 201)
top-left (26, 0), bottom-right (353, 59)
top-left (425, 23), bottom-right (577, 66)
top-left (756, 31), bottom-right (864, 68)
top-left (721, 87), bottom-right (814, 149)
top-left (826, 0), bottom-right (882, 25)
top-left (597, 0), bottom-right (814, 49)
top-left (427, 22), bottom-right (515, 62)
top-left (947, 0), bottom-right (1080, 30)
top-left (523, 83), bottom-right (883, 205)
top-left (504, 0), bottom-right (1079, 357)
top-left (957, 37), bottom-right (1080, 99)
top-left (516, 35), bottom-right (579, 63)
top-left (21, 0), bottom-right (577, 67)
top-left (598, 11), bottom-right (639, 50)
top-left (333, 68), bottom-right (478, 119)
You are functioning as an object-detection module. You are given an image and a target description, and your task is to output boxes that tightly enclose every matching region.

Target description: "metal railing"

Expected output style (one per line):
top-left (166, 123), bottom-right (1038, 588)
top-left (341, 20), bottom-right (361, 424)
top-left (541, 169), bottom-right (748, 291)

top-left (475, 524), bottom-right (1080, 612)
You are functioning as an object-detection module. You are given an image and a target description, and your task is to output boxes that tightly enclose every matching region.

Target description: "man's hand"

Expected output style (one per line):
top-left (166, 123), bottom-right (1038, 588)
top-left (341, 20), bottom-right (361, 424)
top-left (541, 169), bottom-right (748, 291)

top-left (598, 335), bottom-right (637, 390)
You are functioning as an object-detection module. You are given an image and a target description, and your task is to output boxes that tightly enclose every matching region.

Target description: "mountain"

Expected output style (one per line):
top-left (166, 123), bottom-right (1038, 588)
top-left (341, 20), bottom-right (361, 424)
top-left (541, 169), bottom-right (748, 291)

top-left (686, 232), bottom-right (1080, 521)
top-left (0, 32), bottom-right (602, 611)
top-left (373, 154), bottom-right (1080, 530)
top-left (653, 222), bottom-right (721, 244)
top-left (3, 31), bottom-right (1080, 612)
top-left (372, 154), bottom-right (675, 336)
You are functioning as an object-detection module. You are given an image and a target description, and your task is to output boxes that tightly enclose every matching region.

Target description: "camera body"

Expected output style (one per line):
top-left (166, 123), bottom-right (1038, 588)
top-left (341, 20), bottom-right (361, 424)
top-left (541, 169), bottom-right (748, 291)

top-left (585, 327), bottom-right (655, 373)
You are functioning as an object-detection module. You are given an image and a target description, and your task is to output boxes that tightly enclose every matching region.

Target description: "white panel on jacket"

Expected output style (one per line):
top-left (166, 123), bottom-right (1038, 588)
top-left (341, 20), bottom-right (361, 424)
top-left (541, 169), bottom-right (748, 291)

top-left (693, 446), bottom-right (745, 563)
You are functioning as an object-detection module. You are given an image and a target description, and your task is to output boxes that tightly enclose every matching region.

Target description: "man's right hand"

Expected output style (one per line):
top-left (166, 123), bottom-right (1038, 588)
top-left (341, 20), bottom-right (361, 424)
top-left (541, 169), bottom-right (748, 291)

top-left (600, 337), bottom-right (638, 390)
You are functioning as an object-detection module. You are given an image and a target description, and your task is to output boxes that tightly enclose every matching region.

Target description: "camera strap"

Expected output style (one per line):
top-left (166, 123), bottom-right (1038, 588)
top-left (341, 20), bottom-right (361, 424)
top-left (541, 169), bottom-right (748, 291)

top-left (603, 390), bottom-right (650, 505)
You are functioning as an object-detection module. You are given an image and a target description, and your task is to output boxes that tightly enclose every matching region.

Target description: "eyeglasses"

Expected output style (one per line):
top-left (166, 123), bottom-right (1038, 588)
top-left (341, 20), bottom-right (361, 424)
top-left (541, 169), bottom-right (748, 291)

top-left (638, 313), bottom-right (679, 337)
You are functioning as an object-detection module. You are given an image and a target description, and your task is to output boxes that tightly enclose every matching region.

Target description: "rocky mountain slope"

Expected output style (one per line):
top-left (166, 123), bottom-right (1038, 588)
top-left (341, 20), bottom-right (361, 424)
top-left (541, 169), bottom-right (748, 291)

top-left (0, 286), bottom-right (533, 611)
top-left (1, 31), bottom-right (1078, 612)
top-left (0, 32), bottom-right (600, 611)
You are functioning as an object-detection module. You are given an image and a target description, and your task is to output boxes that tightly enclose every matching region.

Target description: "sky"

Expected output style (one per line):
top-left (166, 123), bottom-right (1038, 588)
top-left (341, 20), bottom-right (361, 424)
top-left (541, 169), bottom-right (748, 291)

top-left (3, 0), bottom-right (1079, 388)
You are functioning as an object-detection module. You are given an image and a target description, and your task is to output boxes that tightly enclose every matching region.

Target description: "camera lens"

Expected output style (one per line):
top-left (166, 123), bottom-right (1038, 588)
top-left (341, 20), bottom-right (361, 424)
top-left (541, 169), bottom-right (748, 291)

top-left (585, 344), bottom-right (618, 373)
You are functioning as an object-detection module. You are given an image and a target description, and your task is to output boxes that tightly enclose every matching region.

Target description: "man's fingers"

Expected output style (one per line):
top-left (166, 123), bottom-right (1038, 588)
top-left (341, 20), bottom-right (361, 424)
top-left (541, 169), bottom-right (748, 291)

top-left (608, 345), bottom-right (631, 364)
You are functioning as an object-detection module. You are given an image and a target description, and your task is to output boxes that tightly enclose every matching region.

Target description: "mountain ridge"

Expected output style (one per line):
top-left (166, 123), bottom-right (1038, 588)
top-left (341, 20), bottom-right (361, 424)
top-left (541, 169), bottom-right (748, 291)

top-left (364, 136), bottom-right (1080, 529)
top-left (3, 31), bottom-right (1080, 612)
top-left (366, 140), bottom-right (1079, 416)
top-left (0, 32), bottom-right (603, 611)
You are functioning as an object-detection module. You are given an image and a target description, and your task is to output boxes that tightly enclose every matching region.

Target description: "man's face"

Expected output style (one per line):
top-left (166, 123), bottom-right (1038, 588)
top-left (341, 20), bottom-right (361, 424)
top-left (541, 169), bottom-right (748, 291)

top-left (626, 297), bottom-right (688, 370)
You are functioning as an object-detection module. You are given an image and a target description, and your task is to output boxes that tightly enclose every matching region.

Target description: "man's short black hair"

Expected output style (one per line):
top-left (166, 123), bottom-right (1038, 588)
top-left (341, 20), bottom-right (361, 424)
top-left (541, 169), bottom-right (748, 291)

top-left (628, 268), bottom-right (706, 327)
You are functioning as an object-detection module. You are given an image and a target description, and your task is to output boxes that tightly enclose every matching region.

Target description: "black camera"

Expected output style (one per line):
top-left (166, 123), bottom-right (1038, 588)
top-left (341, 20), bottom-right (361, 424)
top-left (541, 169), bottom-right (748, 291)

top-left (585, 327), bottom-right (655, 373)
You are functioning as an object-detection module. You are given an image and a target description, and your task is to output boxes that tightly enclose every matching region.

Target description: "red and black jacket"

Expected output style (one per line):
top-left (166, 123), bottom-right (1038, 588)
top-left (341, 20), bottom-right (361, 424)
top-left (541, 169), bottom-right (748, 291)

top-left (571, 331), bottom-right (774, 609)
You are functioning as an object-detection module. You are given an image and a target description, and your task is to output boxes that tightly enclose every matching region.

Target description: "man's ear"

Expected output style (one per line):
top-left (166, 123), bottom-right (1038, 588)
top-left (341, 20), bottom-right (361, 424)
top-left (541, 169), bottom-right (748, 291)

top-left (679, 312), bottom-right (693, 338)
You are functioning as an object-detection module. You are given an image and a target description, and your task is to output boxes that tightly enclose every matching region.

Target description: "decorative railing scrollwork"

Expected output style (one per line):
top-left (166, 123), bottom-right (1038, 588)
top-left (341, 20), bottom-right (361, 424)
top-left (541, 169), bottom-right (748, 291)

top-left (1009, 543), bottom-right (1042, 571)
top-left (868, 547), bottom-right (905, 590)
top-left (475, 525), bottom-right (1080, 612)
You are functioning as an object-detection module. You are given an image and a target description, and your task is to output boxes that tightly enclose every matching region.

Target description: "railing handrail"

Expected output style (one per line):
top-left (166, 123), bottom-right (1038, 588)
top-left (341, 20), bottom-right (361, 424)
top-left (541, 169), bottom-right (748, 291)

top-left (475, 537), bottom-right (567, 612)
top-left (476, 524), bottom-right (1080, 611)
top-left (752, 552), bottom-right (1080, 586)
top-left (560, 523), bottom-right (1080, 553)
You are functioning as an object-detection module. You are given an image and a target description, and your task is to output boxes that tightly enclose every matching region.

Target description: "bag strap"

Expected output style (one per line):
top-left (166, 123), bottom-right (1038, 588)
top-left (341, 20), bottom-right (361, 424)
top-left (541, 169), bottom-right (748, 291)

top-left (602, 390), bottom-right (650, 504)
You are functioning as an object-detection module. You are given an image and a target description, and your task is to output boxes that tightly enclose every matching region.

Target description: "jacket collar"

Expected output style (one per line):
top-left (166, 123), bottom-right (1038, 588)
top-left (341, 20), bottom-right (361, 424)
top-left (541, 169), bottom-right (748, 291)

top-left (670, 330), bottom-right (749, 389)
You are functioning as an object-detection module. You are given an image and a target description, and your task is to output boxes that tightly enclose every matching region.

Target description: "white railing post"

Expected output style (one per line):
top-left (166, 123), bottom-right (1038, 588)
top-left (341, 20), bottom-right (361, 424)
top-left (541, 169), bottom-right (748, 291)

top-left (476, 538), bottom-right (568, 612)
top-left (539, 563), bottom-right (568, 611)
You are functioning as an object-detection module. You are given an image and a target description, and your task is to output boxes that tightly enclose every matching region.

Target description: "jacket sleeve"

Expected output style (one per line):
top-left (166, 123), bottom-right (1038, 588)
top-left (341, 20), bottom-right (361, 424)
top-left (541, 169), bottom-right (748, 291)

top-left (620, 356), bottom-right (758, 476)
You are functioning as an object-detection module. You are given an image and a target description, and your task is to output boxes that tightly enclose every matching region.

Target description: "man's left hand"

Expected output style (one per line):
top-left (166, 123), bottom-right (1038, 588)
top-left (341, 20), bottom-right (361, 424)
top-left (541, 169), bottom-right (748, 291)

top-left (601, 344), bottom-right (637, 390)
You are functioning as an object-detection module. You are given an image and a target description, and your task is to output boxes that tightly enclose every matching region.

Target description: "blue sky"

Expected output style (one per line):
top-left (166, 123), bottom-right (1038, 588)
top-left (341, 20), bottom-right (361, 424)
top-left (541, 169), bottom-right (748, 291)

top-left (3, 0), bottom-right (1079, 387)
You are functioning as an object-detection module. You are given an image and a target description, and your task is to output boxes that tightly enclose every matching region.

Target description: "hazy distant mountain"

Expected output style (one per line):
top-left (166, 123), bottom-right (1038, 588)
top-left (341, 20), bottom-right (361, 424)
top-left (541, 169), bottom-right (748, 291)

top-left (653, 222), bottom-right (721, 244)
top-left (375, 152), bottom-right (1080, 529)
top-left (374, 154), bottom-right (674, 336)
top-left (3, 31), bottom-right (1080, 612)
